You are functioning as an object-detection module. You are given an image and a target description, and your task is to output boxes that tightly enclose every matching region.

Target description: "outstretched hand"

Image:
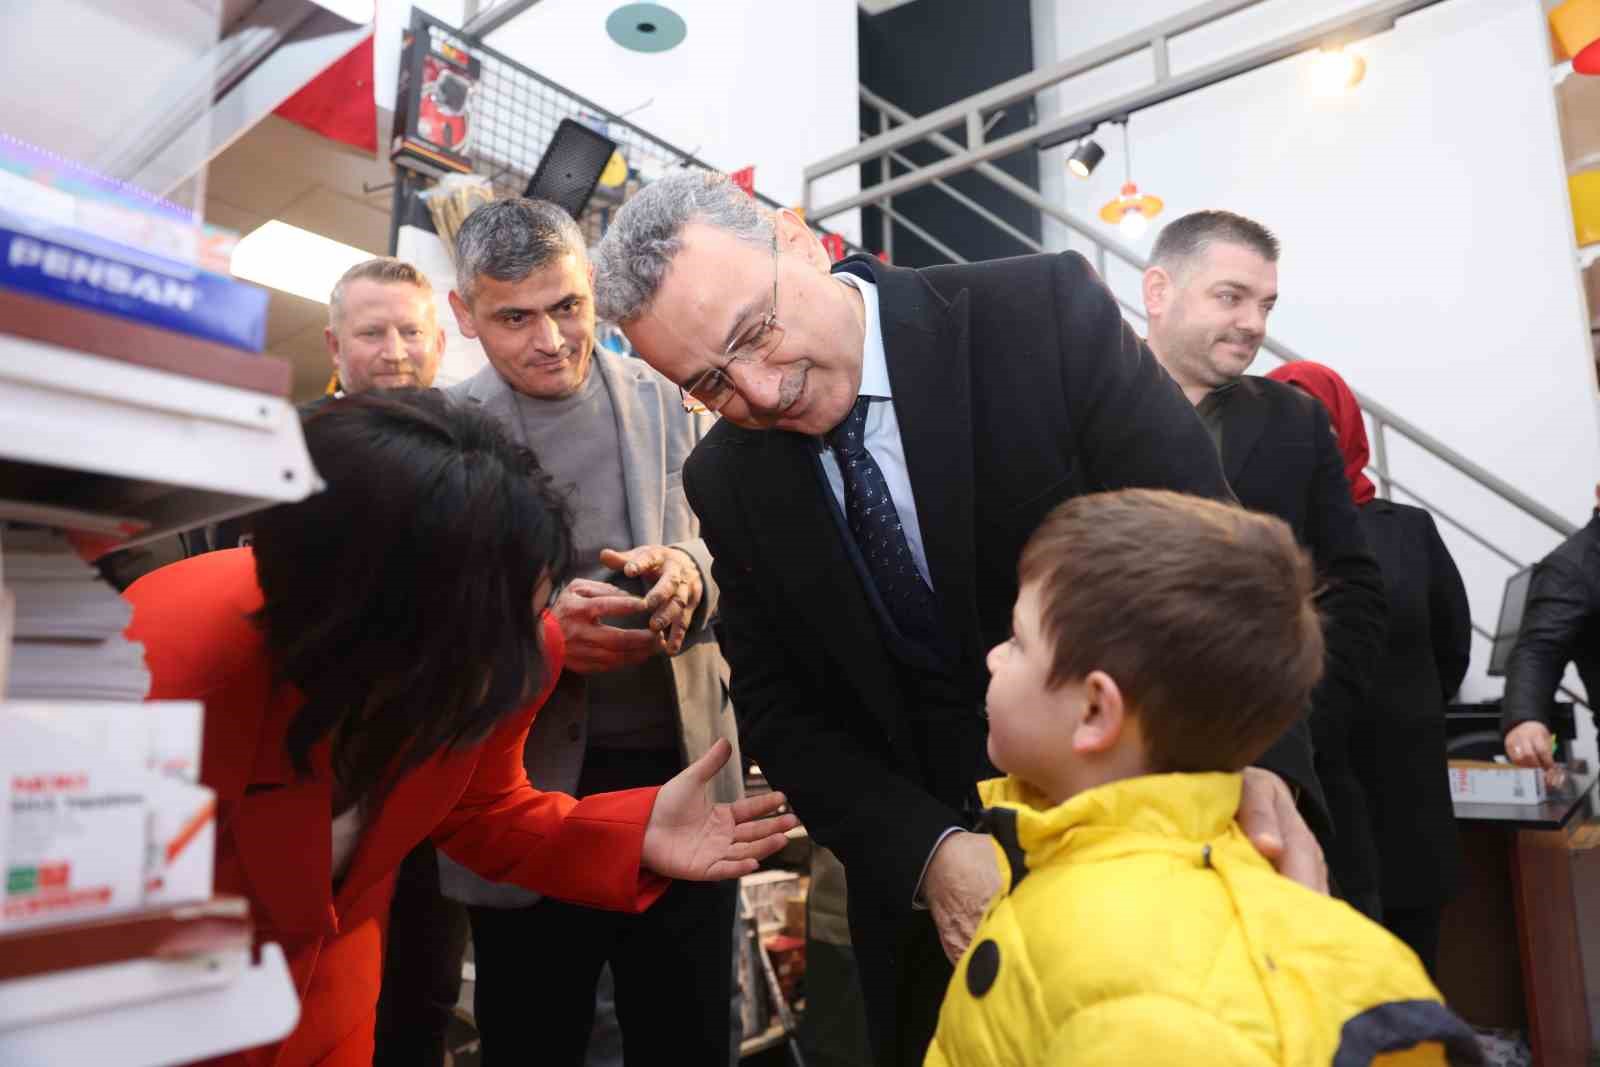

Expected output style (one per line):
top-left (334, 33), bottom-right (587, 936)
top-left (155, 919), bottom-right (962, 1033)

top-left (641, 739), bottom-right (798, 881)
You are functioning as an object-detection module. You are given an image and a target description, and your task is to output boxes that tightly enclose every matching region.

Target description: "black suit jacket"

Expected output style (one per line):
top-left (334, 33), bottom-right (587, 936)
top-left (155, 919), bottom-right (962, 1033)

top-left (1355, 500), bottom-right (1469, 906)
top-left (683, 252), bottom-right (1318, 919)
top-left (1502, 512), bottom-right (1600, 735)
top-left (1216, 375), bottom-right (1388, 891)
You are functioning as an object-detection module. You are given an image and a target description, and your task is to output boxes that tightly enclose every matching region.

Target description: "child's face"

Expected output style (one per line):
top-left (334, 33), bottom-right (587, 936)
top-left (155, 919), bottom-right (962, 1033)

top-left (985, 581), bottom-right (1084, 792)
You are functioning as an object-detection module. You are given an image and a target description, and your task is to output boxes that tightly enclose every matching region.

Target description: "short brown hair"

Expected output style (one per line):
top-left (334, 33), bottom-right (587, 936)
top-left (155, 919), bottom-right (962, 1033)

top-left (1018, 489), bottom-right (1323, 774)
top-left (1150, 209), bottom-right (1280, 280)
top-left (328, 257), bottom-right (433, 327)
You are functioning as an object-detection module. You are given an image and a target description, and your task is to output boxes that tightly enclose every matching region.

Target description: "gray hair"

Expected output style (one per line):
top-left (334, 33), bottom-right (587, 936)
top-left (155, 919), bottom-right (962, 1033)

top-left (1150, 210), bottom-right (1280, 281)
top-left (454, 198), bottom-right (587, 302)
top-left (592, 170), bottom-right (773, 324)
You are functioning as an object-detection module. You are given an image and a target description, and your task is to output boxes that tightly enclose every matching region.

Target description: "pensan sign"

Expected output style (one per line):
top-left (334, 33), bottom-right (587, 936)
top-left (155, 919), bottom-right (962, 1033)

top-left (0, 222), bottom-right (269, 351)
top-left (7, 236), bottom-right (198, 311)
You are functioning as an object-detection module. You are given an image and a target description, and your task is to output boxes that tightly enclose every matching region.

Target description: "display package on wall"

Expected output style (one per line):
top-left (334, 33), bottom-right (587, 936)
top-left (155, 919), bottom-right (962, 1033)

top-left (391, 28), bottom-right (480, 177)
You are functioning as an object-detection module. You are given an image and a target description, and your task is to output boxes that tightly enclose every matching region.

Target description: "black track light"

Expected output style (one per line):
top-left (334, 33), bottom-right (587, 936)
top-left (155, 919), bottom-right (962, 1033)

top-left (1067, 138), bottom-right (1105, 179)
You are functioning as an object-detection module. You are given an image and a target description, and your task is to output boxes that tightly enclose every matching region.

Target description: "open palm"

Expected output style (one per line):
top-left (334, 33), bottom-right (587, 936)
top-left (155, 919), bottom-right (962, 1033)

top-left (641, 739), bottom-right (798, 881)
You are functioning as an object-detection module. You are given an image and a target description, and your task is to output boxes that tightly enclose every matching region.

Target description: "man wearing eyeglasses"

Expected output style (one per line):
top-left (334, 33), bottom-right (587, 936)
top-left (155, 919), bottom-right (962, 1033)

top-left (594, 171), bottom-right (1331, 1067)
top-left (439, 197), bottom-right (743, 1066)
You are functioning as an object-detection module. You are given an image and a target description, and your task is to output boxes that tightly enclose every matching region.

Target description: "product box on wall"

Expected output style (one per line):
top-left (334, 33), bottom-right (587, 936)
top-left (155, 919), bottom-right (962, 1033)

top-left (391, 26), bottom-right (480, 178)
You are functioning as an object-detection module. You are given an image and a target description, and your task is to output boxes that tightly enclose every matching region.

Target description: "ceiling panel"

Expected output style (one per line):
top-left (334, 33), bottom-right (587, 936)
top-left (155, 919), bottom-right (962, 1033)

top-left (264, 289), bottom-right (327, 347)
top-left (278, 186), bottom-right (390, 256)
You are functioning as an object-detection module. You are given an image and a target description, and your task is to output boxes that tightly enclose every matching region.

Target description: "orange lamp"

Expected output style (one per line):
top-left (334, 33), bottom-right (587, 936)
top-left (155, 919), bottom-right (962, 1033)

top-left (1098, 182), bottom-right (1164, 225)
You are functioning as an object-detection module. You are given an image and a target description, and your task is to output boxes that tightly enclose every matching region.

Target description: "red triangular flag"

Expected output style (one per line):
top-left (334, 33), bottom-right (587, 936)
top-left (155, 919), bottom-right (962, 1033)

top-left (275, 34), bottom-right (378, 154)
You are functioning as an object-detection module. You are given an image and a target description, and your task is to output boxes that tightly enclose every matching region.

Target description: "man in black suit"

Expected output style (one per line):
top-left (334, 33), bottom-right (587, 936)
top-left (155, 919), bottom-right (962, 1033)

top-left (1503, 485), bottom-right (1600, 773)
top-left (592, 172), bottom-right (1327, 1066)
top-left (1140, 210), bottom-right (1387, 913)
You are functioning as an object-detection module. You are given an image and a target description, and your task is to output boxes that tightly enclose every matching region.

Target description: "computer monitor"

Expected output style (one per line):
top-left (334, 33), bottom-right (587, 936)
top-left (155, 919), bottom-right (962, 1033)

top-left (1487, 564), bottom-right (1536, 677)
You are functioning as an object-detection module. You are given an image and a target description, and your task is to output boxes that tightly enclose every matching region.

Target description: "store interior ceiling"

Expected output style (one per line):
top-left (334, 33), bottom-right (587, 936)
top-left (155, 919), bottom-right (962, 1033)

top-left (205, 116), bottom-right (393, 400)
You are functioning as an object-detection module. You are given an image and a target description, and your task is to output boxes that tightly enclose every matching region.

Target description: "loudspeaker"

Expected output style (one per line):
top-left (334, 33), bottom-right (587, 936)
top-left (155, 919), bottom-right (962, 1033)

top-left (524, 119), bottom-right (618, 219)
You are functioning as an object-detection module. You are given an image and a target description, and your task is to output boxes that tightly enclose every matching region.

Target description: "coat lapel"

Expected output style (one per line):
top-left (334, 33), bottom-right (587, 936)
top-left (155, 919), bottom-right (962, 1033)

top-left (857, 257), bottom-right (983, 675)
top-left (1221, 376), bottom-right (1271, 485)
top-left (593, 350), bottom-right (666, 551)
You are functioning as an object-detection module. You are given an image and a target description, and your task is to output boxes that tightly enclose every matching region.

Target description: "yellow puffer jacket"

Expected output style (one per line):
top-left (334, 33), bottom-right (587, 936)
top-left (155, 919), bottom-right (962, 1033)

top-left (924, 774), bottom-right (1483, 1067)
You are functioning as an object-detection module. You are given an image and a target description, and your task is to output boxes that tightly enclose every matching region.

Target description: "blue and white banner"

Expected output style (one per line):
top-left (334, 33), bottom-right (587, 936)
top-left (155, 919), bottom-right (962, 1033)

top-left (0, 224), bottom-right (268, 352)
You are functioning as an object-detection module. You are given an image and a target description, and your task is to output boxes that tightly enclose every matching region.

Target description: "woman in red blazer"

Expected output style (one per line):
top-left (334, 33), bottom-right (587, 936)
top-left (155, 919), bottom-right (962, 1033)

top-left (123, 392), bottom-right (793, 1067)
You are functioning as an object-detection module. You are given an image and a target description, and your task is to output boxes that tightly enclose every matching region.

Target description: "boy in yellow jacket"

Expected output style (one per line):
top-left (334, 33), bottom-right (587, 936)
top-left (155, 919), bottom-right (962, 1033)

top-left (925, 490), bottom-right (1482, 1067)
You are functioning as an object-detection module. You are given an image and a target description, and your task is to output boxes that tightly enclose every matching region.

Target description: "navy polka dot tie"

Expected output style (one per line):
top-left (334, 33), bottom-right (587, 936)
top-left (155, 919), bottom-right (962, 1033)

top-left (826, 396), bottom-right (941, 648)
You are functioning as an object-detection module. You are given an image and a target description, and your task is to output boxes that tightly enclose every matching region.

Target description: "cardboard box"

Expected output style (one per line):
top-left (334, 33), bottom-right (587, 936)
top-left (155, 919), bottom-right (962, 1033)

top-left (740, 869), bottom-right (805, 932)
top-left (1, 715), bottom-right (148, 930)
top-left (1448, 759), bottom-right (1549, 805)
top-left (143, 775), bottom-right (215, 906)
top-left (5, 702), bottom-right (209, 905)
top-left (782, 894), bottom-right (808, 939)
top-left (3, 701), bottom-right (202, 782)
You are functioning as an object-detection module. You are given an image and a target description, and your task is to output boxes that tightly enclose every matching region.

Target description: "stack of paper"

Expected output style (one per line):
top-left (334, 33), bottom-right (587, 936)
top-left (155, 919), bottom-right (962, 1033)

top-left (2, 528), bottom-right (149, 702)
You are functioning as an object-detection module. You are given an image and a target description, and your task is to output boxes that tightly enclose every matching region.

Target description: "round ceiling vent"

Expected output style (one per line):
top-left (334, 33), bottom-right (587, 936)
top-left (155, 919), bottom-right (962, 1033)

top-left (606, 3), bottom-right (687, 53)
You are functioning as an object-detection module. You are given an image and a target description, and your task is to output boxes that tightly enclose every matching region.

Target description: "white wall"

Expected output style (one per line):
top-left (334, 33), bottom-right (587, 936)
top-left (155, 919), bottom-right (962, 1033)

top-left (484, 0), bottom-right (861, 243)
top-left (1035, 0), bottom-right (1600, 750)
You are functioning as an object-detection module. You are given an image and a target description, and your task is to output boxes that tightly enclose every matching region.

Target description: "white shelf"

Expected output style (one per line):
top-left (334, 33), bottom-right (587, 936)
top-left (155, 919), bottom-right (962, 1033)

top-left (0, 942), bottom-right (300, 1067)
top-left (0, 335), bottom-right (319, 549)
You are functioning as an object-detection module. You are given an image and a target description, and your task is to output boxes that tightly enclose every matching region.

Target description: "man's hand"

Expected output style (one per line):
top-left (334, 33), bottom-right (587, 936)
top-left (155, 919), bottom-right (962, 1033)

top-left (1506, 721), bottom-right (1563, 786)
top-left (641, 739), bottom-right (799, 880)
top-left (1238, 767), bottom-right (1328, 894)
top-left (600, 545), bottom-right (704, 654)
top-left (549, 579), bottom-right (658, 674)
top-left (922, 831), bottom-right (1002, 964)
top-left (1506, 720), bottom-right (1555, 771)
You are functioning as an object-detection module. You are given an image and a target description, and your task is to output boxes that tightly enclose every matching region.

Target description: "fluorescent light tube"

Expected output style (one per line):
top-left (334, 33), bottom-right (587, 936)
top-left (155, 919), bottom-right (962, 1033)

top-left (230, 221), bottom-right (371, 305)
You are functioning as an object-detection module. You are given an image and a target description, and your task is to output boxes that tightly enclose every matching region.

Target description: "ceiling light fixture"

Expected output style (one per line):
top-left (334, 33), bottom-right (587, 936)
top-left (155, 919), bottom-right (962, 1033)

top-left (1311, 46), bottom-right (1367, 96)
top-left (230, 221), bottom-right (371, 305)
top-left (606, 3), bottom-right (688, 53)
top-left (1097, 120), bottom-right (1162, 241)
top-left (1067, 136), bottom-right (1105, 179)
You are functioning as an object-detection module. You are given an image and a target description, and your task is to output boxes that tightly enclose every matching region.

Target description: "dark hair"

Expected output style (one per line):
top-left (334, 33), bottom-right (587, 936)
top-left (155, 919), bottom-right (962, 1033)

top-left (454, 197), bottom-right (586, 303)
top-left (1150, 210), bottom-right (1280, 278)
top-left (1018, 489), bottom-right (1323, 774)
top-left (251, 389), bottom-right (572, 807)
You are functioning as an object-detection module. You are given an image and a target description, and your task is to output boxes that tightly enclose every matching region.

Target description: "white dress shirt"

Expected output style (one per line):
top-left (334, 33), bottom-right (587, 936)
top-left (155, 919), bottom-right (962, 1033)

top-left (818, 272), bottom-right (934, 590)
top-left (820, 270), bottom-right (957, 906)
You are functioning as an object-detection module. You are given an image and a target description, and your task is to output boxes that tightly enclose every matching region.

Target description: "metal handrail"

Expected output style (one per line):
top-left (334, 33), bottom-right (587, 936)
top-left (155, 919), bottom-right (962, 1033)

top-left (858, 85), bottom-right (1578, 549)
top-left (810, 0), bottom-right (1449, 222)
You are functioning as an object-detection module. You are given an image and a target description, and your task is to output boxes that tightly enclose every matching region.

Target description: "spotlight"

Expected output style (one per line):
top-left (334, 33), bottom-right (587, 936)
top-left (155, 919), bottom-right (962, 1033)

top-left (1066, 139), bottom-right (1105, 179)
top-left (1311, 47), bottom-right (1366, 95)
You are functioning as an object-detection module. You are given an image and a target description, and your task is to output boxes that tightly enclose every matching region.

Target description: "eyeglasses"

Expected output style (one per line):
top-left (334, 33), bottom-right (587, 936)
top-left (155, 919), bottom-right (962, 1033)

top-left (679, 231), bottom-right (786, 414)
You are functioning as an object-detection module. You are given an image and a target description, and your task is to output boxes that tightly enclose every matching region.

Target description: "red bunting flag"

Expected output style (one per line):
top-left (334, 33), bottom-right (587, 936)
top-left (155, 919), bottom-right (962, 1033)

top-left (820, 233), bottom-right (846, 262)
top-left (729, 166), bottom-right (756, 198)
top-left (274, 34), bottom-right (378, 154)
top-left (875, 250), bottom-right (890, 263)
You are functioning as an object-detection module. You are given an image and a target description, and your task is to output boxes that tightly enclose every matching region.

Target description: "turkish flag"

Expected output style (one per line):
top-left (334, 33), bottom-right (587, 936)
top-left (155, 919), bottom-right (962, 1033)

top-left (275, 33), bottom-right (378, 154)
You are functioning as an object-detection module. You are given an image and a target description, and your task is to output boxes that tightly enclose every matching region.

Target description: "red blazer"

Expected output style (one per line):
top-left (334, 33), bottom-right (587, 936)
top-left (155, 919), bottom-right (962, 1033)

top-left (124, 549), bottom-right (667, 1067)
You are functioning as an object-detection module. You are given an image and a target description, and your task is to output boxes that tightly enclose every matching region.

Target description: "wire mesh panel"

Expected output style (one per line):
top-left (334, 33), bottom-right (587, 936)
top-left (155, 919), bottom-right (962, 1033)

top-left (405, 9), bottom-right (859, 251)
